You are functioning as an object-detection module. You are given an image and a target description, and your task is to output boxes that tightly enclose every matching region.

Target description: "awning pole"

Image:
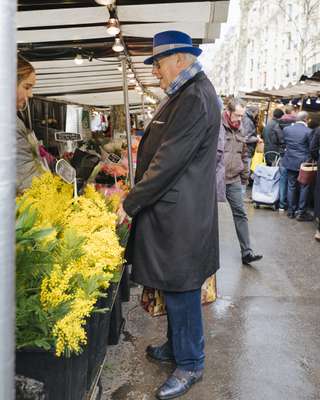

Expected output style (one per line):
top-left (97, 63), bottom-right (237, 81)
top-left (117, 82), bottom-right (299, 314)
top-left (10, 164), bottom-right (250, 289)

top-left (141, 94), bottom-right (146, 123)
top-left (300, 96), bottom-right (305, 111)
top-left (265, 100), bottom-right (271, 124)
top-left (121, 56), bottom-right (135, 188)
top-left (0, 1), bottom-right (16, 399)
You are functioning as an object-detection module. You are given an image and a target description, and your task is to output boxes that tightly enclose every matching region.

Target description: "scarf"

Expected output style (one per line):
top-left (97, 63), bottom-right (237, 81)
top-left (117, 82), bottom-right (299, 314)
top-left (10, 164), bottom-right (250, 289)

top-left (165, 60), bottom-right (203, 96)
top-left (223, 110), bottom-right (241, 131)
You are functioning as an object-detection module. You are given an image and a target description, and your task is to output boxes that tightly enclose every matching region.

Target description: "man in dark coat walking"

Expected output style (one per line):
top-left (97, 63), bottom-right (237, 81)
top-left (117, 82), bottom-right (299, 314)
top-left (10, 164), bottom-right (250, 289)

top-left (123, 30), bottom-right (221, 399)
top-left (282, 111), bottom-right (313, 220)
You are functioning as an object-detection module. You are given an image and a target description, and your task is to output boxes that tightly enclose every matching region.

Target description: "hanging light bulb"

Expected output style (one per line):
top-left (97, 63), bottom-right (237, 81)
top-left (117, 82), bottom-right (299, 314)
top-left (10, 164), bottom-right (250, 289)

top-left (106, 18), bottom-right (120, 36)
top-left (112, 37), bottom-right (124, 52)
top-left (129, 78), bottom-right (137, 84)
top-left (288, 100), bottom-right (293, 106)
top-left (74, 54), bottom-right (84, 65)
top-left (94, 0), bottom-right (114, 5)
top-left (306, 97), bottom-right (311, 105)
top-left (297, 99), bottom-right (302, 106)
top-left (316, 97), bottom-right (320, 104)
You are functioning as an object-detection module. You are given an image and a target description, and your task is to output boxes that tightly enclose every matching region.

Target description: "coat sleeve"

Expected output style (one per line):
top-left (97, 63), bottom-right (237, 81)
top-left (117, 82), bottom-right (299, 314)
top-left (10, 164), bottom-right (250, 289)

top-left (16, 118), bottom-right (42, 192)
top-left (242, 116), bottom-right (258, 144)
top-left (240, 143), bottom-right (249, 184)
top-left (216, 124), bottom-right (226, 202)
top-left (123, 94), bottom-right (209, 217)
top-left (310, 129), bottom-right (320, 161)
top-left (270, 123), bottom-right (284, 145)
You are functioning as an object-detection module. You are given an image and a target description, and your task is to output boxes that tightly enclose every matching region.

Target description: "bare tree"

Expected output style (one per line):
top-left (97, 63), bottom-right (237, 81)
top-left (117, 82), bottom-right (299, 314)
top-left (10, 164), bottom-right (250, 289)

top-left (274, 0), bottom-right (320, 75)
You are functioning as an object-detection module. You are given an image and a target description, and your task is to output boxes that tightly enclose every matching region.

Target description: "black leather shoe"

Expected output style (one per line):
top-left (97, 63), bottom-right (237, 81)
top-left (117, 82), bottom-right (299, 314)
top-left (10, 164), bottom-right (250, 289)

top-left (156, 368), bottom-right (203, 400)
top-left (242, 253), bottom-right (263, 265)
top-left (146, 342), bottom-right (175, 363)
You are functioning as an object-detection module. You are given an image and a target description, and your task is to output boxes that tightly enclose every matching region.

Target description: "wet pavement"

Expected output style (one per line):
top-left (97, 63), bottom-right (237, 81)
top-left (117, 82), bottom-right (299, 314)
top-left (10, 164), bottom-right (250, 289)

top-left (101, 203), bottom-right (320, 400)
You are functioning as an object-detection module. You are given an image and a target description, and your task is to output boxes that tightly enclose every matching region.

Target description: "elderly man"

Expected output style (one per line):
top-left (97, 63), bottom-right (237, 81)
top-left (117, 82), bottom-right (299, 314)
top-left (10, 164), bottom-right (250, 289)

top-left (123, 30), bottom-right (221, 399)
top-left (282, 111), bottom-right (313, 221)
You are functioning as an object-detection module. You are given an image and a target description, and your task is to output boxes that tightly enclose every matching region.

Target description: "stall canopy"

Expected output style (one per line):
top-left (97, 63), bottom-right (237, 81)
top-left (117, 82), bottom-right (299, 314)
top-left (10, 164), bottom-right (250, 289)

top-left (246, 71), bottom-right (320, 99)
top-left (17, 1), bottom-right (230, 107)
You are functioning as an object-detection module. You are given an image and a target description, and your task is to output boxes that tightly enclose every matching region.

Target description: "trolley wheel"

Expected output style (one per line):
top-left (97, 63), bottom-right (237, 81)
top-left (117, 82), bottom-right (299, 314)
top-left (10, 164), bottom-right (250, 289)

top-left (253, 203), bottom-right (260, 209)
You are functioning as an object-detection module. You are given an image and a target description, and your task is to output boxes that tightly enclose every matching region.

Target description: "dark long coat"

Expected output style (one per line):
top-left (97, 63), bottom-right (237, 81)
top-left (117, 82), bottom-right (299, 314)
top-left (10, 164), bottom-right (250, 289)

top-left (123, 71), bottom-right (221, 292)
top-left (311, 127), bottom-right (320, 218)
top-left (282, 122), bottom-right (312, 171)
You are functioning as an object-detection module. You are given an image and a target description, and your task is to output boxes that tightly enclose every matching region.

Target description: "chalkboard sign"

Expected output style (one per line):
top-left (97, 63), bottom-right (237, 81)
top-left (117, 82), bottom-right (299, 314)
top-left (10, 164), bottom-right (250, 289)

top-left (55, 131), bottom-right (83, 142)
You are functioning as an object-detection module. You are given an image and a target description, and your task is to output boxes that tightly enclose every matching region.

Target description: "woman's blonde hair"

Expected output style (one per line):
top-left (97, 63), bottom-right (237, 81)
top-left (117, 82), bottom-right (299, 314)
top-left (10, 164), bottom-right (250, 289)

top-left (17, 54), bottom-right (35, 84)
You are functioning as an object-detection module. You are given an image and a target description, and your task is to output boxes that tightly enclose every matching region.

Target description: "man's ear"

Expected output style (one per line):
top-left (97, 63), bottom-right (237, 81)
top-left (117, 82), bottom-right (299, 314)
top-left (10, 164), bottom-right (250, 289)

top-left (176, 53), bottom-right (184, 66)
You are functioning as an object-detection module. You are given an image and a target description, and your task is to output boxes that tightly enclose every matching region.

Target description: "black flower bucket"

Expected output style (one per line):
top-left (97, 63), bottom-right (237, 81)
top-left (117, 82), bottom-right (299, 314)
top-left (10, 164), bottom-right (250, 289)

top-left (86, 284), bottom-right (114, 391)
top-left (16, 348), bottom-right (88, 400)
top-left (108, 285), bottom-right (125, 346)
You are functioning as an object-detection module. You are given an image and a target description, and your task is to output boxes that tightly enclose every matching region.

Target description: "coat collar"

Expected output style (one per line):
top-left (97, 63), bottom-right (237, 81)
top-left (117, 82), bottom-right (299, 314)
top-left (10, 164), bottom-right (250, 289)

top-left (146, 71), bottom-right (205, 133)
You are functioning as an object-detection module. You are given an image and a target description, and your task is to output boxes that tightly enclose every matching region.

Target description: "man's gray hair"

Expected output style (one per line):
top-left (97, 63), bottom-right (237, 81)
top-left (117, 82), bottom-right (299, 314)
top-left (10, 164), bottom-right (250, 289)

top-left (226, 98), bottom-right (246, 112)
top-left (179, 52), bottom-right (197, 63)
top-left (296, 111), bottom-right (309, 122)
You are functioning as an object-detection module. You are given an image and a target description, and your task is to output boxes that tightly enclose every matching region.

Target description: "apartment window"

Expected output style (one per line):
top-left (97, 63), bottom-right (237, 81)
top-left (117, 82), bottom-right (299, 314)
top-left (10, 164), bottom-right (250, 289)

top-left (288, 4), bottom-right (292, 20)
top-left (287, 33), bottom-right (292, 50)
top-left (285, 60), bottom-right (290, 77)
top-left (263, 72), bottom-right (267, 87)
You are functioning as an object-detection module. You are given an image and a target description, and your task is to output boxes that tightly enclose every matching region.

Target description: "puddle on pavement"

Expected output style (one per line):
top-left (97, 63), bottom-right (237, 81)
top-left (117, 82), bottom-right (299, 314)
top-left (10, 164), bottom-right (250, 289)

top-left (211, 297), bottom-right (235, 317)
top-left (122, 330), bottom-right (136, 343)
top-left (111, 383), bottom-right (133, 400)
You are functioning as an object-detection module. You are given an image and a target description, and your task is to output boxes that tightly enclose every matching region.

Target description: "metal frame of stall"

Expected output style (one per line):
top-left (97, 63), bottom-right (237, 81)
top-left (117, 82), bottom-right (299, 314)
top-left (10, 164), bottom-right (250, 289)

top-left (0, 1), bottom-right (16, 400)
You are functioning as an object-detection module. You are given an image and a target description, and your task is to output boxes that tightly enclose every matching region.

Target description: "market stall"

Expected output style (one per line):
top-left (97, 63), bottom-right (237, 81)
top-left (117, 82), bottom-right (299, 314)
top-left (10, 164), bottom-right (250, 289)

top-left (12, 1), bottom-right (230, 399)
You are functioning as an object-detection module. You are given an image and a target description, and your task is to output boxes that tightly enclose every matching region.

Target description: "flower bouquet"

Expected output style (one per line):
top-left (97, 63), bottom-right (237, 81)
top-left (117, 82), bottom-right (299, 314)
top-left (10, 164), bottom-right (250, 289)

top-left (16, 172), bottom-right (124, 357)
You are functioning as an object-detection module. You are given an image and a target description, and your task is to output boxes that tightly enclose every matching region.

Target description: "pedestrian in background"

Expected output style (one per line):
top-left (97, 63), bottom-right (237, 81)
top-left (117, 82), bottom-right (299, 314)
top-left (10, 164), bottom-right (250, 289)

top-left (242, 104), bottom-right (260, 166)
top-left (279, 104), bottom-right (297, 130)
top-left (310, 119), bottom-right (320, 240)
top-left (282, 111), bottom-right (313, 221)
top-left (263, 108), bottom-right (289, 211)
top-left (123, 30), bottom-right (221, 399)
top-left (263, 108), bottom-right (284, 166)
top-left (220, 98), bottom-right (263, 265)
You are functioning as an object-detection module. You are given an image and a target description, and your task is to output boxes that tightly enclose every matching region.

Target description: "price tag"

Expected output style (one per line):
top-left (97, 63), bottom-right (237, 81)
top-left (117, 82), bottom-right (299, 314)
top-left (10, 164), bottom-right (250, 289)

top-left (55, 131), bottom-right (83, 142)
top-left (55, 159), bottom-right (76, 184)
top-left (107, 153), bottom-right (121, 164)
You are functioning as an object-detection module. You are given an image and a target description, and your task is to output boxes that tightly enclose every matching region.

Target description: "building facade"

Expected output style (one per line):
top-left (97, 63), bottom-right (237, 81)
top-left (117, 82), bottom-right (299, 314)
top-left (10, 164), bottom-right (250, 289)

top-left (208, 0), bottom-right (320, 95)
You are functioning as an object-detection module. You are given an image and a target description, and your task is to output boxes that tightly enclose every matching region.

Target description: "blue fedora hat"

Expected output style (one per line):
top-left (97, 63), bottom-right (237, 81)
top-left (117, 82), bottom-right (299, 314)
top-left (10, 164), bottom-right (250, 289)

top-left (144, 30), bottom-right (202, 65)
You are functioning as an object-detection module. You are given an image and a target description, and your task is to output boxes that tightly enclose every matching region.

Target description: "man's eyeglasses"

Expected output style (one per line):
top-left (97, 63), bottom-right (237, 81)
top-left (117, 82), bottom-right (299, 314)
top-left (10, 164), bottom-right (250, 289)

top-left (153, 57), bottom-right (166, 69)
top-left (152, 54), bottom-right (176, 69)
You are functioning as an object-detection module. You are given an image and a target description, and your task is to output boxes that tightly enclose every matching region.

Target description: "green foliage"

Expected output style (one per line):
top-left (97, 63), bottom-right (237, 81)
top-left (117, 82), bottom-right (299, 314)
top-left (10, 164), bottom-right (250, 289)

top-left (15, 204), bottom-right (83, 352)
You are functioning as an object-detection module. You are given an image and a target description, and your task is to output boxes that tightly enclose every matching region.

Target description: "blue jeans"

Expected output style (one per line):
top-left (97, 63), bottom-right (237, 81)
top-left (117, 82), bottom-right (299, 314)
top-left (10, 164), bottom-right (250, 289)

top-left (164, 289), bottom-right (204, 372)
top-left (287, 170), bottom-right (309, 213)
top-left (226, 182), bottom-right (252, 257)
top-left (279, 166), bottom-right (288, 209)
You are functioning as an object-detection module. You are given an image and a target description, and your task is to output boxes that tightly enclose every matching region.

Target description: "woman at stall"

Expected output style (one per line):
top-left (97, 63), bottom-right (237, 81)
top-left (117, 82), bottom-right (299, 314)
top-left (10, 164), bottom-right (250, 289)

top-left (310, 119), bottom-right (320, 241)
top-left (16, 55), bottom-right (49, 192)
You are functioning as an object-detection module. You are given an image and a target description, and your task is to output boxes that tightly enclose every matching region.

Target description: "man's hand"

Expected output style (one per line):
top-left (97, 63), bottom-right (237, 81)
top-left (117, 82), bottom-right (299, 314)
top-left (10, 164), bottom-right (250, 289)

top-left (117, 203), bottom-right (127, 224)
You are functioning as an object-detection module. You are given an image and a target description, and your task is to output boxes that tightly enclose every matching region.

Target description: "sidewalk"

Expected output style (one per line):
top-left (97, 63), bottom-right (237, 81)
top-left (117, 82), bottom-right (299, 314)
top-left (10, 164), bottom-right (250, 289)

top-left (101, 203), bottom-right (320, 400)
